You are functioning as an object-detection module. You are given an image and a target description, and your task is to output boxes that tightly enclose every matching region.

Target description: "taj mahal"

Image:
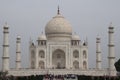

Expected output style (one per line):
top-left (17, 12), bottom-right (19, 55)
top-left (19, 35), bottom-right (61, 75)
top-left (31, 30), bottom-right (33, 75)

top-left (1, 7), bottom-right (116, 76)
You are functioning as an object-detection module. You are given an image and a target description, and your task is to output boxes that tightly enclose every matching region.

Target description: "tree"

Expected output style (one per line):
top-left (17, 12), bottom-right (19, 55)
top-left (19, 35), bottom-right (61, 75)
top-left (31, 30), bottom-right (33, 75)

top-left (114, 59), bottom-right (120, 72)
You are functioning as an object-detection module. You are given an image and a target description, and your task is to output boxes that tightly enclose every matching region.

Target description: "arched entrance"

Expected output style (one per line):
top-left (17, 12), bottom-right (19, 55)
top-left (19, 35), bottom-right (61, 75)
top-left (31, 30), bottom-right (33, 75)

top-left (73, 61), bottom-right (79, 69)
top-left (39, 61), bottom-right (45, 69)
top-left (83, 61), bottom-right (87, 69)
top-left (52, 49), bottom-right (65, 69)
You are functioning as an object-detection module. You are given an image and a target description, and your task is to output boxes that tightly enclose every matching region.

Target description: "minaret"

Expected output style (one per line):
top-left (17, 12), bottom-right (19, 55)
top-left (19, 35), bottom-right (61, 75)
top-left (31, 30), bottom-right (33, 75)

top-left (2, 23), bottom-right (10, 72)
top-left (96, 36), bottom-right (102, 70)
top-left (16, 36), bottom-right (21, 69)
top-left (108, 23), bottom-right (115, 75)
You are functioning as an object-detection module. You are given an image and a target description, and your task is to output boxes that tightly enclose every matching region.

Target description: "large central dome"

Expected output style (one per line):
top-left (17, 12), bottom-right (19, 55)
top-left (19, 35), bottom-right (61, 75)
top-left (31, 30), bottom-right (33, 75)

top-left (45, 9), bottom-right (72, 41)
top-left (45, 14), bottom-right (72, 35)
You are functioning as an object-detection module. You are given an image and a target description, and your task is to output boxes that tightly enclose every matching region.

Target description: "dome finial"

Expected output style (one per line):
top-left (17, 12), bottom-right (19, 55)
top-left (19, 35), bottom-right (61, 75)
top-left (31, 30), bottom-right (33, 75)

top-left (57, 5), bottom-right (60, 15)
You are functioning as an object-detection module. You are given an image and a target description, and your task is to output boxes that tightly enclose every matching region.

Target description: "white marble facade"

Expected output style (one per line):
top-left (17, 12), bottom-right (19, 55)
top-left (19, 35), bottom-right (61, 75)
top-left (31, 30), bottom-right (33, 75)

top-left (29, 10), bottom-right (88, 70)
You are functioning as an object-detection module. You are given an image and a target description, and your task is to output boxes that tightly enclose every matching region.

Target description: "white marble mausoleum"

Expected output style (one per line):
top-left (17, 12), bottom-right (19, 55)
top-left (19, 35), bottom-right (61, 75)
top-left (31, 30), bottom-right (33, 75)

top-left (1, 7), bottom-right (116, 76)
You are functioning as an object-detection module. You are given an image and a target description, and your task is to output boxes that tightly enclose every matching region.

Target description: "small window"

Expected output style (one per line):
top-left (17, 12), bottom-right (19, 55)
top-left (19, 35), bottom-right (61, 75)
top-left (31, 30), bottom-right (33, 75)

top-left (73, 61), bottom-right (79, 69)
top-left (73, 50), bottom-right (79, 58)
top-left (83, 50), bottom-right (87, 59)
top-left (83, 61), bottom-right (87, 69)
top-left (39, 50), bottom-right (45, 58)
top-left (41, 41), bottom-right (43, 45)
top-left (31, 61), bottom-right (35, 69)
top-left (39, 61), bottom-right (44, 69)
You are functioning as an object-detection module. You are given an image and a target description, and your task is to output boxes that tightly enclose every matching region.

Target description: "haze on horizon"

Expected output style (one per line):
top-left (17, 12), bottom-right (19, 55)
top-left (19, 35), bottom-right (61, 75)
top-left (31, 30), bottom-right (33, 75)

top-left (0, 0), bottom-right (120, 69)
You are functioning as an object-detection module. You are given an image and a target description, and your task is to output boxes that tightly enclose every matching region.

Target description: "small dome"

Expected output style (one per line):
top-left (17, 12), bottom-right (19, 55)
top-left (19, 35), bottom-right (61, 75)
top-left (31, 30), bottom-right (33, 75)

top-left (38, 34), bottom-right (47, 40)
top-left (72, 34), bottom-right (80, 40)
top-left (45, 14), bottom-right (72, 35)
top-left (17, 35), bottom-right (21, 40)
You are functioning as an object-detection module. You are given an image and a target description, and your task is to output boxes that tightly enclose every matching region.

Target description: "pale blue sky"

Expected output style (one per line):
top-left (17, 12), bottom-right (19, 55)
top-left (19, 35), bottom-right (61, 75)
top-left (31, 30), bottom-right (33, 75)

top-left (0, 0), bottom-right (120, 69)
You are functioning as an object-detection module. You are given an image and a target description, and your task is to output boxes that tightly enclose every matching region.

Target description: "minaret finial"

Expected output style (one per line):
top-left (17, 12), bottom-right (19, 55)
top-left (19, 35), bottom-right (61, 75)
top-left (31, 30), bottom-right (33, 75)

top-left (4, 22), bottom-right (9, 28)
top-left (110, 22), bottom-right (112, 24)
top-left (86, 36), bottom-right (88, 45)
top-left (57, 5), bottom-right (60, 15)
top-left (97, 34), bottom-right (100, 38)
top-left (110, 22), bottom-right (112, 27)
top-left (5, 22), bottom-right (7, 25)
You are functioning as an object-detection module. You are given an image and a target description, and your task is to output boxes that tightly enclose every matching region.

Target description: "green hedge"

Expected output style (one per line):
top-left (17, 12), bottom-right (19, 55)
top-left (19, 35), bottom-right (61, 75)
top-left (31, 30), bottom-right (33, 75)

top-left (0, 75), bottom-right (120, 80)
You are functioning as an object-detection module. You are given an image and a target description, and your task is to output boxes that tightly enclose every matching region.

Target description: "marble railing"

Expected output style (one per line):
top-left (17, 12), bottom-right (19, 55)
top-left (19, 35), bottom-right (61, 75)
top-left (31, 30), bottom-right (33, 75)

top-left (8, 69), bottom-right (116, 76)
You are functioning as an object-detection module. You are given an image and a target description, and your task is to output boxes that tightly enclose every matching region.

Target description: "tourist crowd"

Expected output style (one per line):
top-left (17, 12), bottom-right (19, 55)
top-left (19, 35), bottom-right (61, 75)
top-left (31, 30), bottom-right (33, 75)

top-left (0, 74), bottom-right (120, 80)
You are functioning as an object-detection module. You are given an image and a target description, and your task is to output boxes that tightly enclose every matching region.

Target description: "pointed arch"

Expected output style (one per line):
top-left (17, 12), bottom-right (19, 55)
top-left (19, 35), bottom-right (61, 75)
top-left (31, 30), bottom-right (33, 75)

top-left (39, 50), bottom-right (45, 58)
top-left (73, 61), bottom-right (79, 69)
top-left (31, 61), bottom-right (35, 69)
top-left (83, 50), bottom-right (87, 59)
top-left (39, 61), bottom-right (45, 69)
top-left (73, 50), bottom-right (79, 58)
top-left (52, 49), bottom-right (65, 69)
top-left (83, 61), bottom-right (87, 69)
